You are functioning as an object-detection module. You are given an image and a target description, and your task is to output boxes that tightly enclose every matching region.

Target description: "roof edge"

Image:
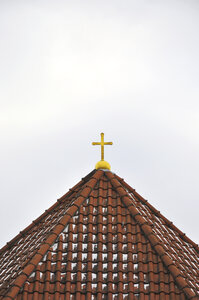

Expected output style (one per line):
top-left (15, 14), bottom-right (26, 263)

top-left (3, 170), bottom-right (103, 300)
top-left (115, 174), bottom-right (199, 252)
top-left (0, 169), bottom-right (97, 256)
top-left (106, 171), bottom-right (197, 300)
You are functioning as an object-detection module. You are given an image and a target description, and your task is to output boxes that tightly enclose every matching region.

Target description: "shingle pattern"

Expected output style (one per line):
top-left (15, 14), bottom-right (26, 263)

top-left (0, 169), bottom-right (198, 299)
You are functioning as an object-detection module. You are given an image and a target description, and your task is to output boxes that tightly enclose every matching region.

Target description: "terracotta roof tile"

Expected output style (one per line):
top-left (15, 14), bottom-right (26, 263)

top-left (0, 169), bottom-right (198, 299)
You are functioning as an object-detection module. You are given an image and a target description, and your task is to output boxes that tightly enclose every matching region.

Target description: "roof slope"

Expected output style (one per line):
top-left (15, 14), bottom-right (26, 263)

top-left (0, 169), bottom-right (198, 299)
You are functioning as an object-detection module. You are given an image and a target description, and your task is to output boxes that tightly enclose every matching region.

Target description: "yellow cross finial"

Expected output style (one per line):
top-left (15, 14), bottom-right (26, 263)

top-left (92, 133), bottom-right (113, 170)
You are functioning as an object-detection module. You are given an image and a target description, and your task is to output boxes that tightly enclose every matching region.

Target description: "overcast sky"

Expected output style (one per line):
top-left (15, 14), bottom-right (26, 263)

top-left (0, 0), bottom-right (198, 248)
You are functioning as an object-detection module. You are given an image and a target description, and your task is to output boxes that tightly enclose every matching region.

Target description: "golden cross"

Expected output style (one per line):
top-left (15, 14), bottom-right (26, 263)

top-left (92, 133), bottom-right (113, 161)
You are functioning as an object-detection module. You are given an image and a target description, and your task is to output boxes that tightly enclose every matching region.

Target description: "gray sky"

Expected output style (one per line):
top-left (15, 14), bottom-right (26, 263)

top-left (0, 0), bottom-right (198, 248)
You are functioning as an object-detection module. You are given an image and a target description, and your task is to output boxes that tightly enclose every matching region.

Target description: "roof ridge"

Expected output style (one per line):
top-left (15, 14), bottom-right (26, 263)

top-left (3, 170), bottom-right (103, 300)
top-left (115, 174), bottom-right (199, 252)
top-left (0, 169), bottom-right (97, 256)
top-left (106, 171), bottom-right (197, 300)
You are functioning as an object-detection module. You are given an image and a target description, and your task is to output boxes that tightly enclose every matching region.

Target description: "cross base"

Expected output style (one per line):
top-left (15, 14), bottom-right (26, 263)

top-left (95, 160), bottom-right (111, 170)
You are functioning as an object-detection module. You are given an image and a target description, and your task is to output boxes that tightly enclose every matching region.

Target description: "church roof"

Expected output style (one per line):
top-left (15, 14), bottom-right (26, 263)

top-left (0, 169), bottom-right (198, 299)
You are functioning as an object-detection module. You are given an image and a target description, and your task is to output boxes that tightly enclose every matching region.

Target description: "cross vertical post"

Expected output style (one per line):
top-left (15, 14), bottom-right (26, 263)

top-left (101, 132), bottom-right (104, 160)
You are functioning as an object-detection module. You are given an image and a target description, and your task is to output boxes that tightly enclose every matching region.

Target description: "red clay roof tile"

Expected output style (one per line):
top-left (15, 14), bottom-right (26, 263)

top-left (0, 169), bottom-right (198, 299)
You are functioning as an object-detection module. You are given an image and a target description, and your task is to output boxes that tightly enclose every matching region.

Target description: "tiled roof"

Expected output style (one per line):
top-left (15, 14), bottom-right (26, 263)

top-left (0, 169), bottom-right (198, 299)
